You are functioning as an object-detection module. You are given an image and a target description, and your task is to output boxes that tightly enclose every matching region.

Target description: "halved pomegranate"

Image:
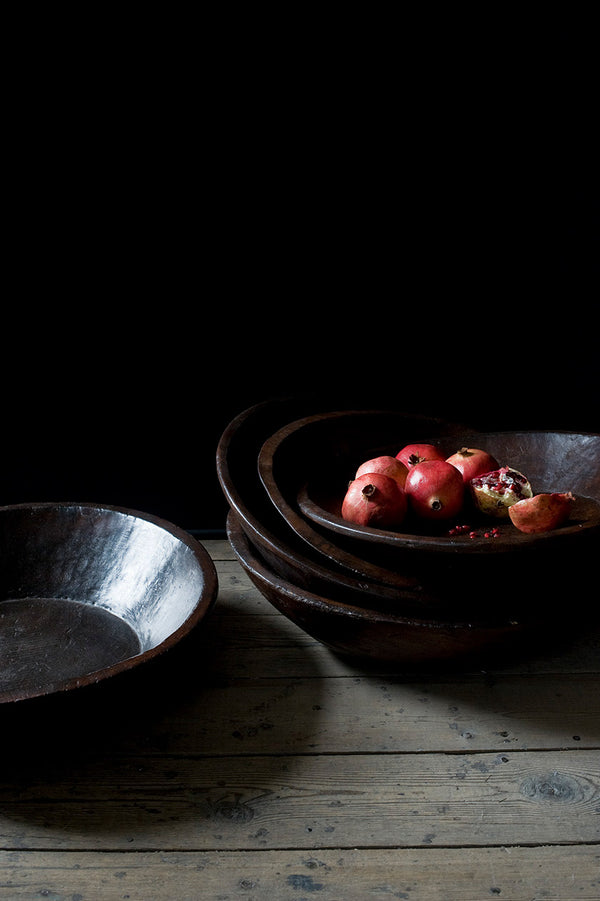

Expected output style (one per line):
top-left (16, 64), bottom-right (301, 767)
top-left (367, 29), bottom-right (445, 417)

top-left (508, 492), bottom-right (575, 533)
top-left (470, 466), bottom-right (533, 517)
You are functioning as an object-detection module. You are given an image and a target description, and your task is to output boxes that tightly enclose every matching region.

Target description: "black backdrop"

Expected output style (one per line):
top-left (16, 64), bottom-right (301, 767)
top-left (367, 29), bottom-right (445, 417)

top-left (4, 242), bottom-right (596, 537)
top-left (4, 7), bottom-right (598, 536)
top-left (4, 153), bottom-right (597, 534)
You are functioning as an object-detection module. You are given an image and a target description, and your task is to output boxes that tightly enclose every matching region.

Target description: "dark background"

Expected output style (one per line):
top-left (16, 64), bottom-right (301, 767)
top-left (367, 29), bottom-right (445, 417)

top-left (4, 43), bottom-right (598, 535)
top-left (4, 179), bottom-right (596, 536)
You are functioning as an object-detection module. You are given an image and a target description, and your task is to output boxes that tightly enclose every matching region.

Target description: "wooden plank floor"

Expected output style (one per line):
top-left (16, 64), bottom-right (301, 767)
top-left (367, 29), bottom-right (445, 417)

top-left (0, 540), bottom-right (599, 899)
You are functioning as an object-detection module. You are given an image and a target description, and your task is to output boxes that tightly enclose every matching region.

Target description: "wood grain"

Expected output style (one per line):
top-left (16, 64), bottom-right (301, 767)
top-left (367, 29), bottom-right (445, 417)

top-left (1, 750), bottom-right (598, 851)
top-left (1, 846), bottom-right (599, 900)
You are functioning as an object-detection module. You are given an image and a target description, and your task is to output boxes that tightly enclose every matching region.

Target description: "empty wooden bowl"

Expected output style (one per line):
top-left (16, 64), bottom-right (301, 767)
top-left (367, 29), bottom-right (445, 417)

top-left (0, 502), bottom-right (218, 703)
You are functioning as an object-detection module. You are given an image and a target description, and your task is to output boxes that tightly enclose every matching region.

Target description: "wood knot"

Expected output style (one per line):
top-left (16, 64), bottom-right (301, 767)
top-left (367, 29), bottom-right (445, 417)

top-left (207, 794), bottom-right (255, 823)
top-left (519, 771), bottom-right (592, 804)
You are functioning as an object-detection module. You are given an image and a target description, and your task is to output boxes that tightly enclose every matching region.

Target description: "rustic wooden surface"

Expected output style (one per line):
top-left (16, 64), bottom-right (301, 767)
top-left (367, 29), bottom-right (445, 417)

top-left (0, 539), bottom-right (599, 899)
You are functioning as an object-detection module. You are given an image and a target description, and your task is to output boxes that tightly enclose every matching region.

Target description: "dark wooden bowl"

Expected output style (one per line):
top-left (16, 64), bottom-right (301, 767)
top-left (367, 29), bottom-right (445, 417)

top-left (296, 430), bottom-right (600, 554)
top-left (258, 416), bottom-right (600, 556)
top-left (217, 402), bottom-right (466, 609)
top-left (0, 502), bottom-right (218, 703)
top-left (259, 417), bottom-right (600, 610)
top-left (226, 510), bottom-right (537, 667)
top-left (253, 410), bottom-right (465, 590)
top-left (255, 409), bottom-right (476, 590)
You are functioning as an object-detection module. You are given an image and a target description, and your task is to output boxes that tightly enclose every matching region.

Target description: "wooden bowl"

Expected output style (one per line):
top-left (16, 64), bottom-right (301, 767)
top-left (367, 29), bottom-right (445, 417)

top-left (255, 409), bottom-right (474, 589)
top-left (217, 402), bottom-right (464, 607)
top-left (0, 502), bottom-right (218, 703)
top-left (259, 417), bottom-right (600, 597)
top-left (257, 410), bottom-right (461, 564)
top-left (296, 430), bottom-right (600, 555)
top-left (226, 510), bottom-right (536, 667)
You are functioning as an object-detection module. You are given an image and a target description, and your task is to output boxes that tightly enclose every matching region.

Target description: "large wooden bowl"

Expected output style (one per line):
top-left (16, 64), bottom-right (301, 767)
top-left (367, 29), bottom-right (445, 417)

top-left (226, 510), bottom-right (538, 667)
top-left (0, 502), bottom-right (218, 703)
top-left (258, 416), bottom-right (600, 599)
top-left (296, 430), bottom-right (600, 554)
top-left (216, 401), bottom-right (467, 613)
top-left (254, 409), bottom-right (474, 590)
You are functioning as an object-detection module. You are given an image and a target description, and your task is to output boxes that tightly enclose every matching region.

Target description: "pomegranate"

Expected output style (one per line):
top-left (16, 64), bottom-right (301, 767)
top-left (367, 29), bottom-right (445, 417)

top-left (508, 492), bottom-right (575, 533)
top-left (355, 455), bottom-right (408, 488)
top-left (470, 466), bottom-right (533, 517)
top-left (446, 447), bottom-right (500, 483)
top-left (341, 472), bottom-right (407, 529)
top-left (396, 443), bottom-right (446, 469)
top-left (404, 460), bottom-right (465, 520)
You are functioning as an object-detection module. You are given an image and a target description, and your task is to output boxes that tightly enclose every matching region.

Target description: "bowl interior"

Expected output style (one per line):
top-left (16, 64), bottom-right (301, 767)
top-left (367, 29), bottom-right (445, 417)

top-left (262, 422), bottom-right (600, 556)
top-left (0, 502), bottom-right (218, 702)
top-left (298, 431), bottom-right (600, 552)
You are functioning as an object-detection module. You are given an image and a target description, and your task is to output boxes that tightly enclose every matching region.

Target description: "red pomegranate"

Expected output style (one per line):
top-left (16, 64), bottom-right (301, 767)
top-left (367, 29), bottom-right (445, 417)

top-left (446, 447), bottom-right (500, 483)
top-left (470, 467), bottom-right (533, 517)
top-left (341, 472), bottom-right (408, 529)
top-left (404, 460), bottom-right (465, 520)
top-left (396, 443), bottom-right (446, 469)
top-left (508, 492), bottom-right (575, 533)
top-left (355, 455), bottom-right (408, 488)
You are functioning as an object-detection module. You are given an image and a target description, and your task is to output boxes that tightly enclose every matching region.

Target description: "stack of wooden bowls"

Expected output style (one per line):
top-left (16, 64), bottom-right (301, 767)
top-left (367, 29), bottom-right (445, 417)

top-left (217, 398), bottom-right (600, 667)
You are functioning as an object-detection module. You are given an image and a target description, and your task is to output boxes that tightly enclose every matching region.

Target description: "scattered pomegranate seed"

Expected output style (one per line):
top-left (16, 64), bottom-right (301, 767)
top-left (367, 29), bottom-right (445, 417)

top-left (448, 524), bottom-right (472, 536)
top-left (449, 524), bottom-right (500, 539)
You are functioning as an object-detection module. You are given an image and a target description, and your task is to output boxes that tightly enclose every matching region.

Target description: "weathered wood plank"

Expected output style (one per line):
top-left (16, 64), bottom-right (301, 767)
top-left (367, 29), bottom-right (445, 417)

top-left (130, 671), bottom-right (600, 756)
top-left (5, 656), bottom-right (597, 761)
top-left (203, 538), bottom-right (235, 561)
top-left (1, 844), bottom-right (599, 900)
top-left (209, 562), bottom-right (277, 614)
top-left (0, 751), bottom-right (598, 851)
top-left (3, 672), bottom-right (598, 769)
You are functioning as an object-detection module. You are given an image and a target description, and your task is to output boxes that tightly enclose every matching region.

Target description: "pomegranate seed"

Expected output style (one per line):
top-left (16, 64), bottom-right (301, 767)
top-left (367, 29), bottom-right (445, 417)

top-left (448, 523), bottom-right (473, 537)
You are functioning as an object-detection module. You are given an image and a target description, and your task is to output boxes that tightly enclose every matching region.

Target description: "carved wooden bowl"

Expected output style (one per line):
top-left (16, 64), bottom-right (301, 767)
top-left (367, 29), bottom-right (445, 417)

top-left (0, 502), bottom-right (218, 703)
top-left (220, 403), bottom-right (598, 659)
top-left (226, 510), bottom-right (537, 667)
top-left (216, 402), bottom-right (467, 615)
top-left (258, 415), bottom-right (600, 600)
top-left (296, 431), bottom-right (600, 550)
